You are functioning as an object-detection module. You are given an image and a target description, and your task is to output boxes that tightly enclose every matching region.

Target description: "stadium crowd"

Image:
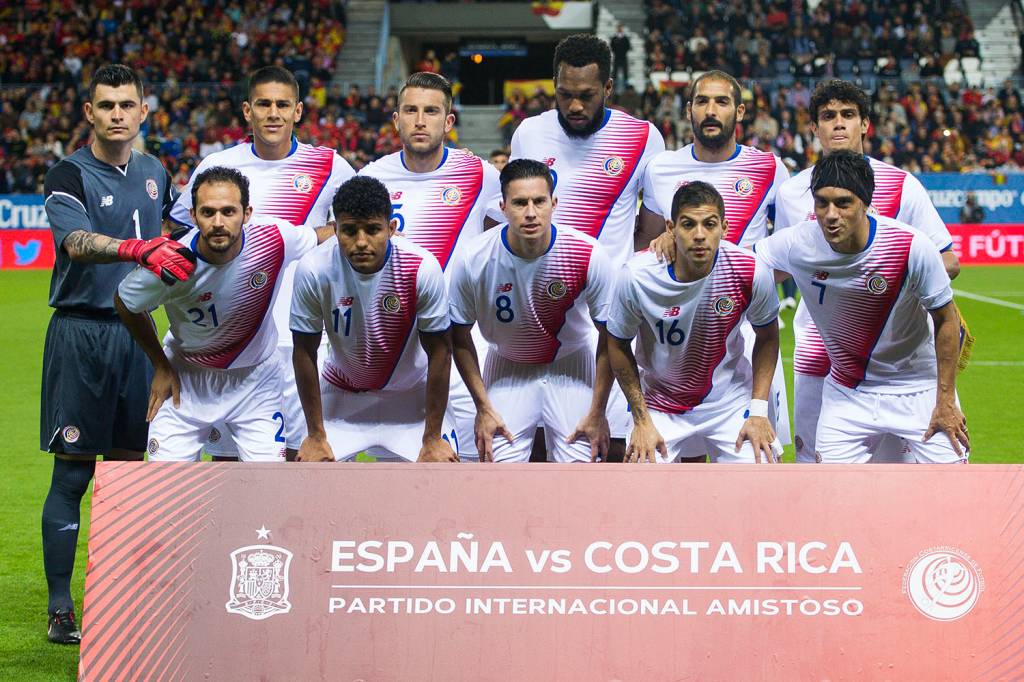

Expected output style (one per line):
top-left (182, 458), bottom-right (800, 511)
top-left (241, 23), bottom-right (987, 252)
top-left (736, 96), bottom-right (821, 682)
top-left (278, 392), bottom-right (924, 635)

top-left (501, 0), bottom-right (1024, 174)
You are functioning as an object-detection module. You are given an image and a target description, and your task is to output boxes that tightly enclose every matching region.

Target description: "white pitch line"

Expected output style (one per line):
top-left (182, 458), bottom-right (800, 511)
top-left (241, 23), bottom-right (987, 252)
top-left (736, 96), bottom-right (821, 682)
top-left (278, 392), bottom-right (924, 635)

top-left (954, 289), bottom-right (1024, 312)
top-left (331, 585), bottom-right (862, 591)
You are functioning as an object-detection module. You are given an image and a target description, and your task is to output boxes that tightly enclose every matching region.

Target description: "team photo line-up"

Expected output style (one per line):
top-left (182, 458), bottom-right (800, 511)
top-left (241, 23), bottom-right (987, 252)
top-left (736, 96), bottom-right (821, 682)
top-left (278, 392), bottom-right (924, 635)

top-left (38, 34), bottom-right (971, 643)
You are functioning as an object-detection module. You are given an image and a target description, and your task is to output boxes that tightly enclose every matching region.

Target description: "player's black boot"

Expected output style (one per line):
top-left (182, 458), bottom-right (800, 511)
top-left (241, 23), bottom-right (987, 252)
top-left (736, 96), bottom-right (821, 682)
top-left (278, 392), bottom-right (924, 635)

top-left (47, 608), bottom-right (81, 645)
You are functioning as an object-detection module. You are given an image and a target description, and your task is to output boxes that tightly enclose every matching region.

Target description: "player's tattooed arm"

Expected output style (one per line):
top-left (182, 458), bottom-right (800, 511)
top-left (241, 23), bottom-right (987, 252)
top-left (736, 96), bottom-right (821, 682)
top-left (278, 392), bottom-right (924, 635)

top-left (924, 302), bottom-right (969, 457)
top-left (451, 324), bottom-right (513, 462)
top-left (607, 333), bottom-right (667, 463)
top-left (418, 330), bottom-right (458, 462)
top-left (62, 230), bottom-right (124, 263)
top-left (114, 293), bottom-right (181, 421)
top-left (736, 321), bottom-right (780, 463)
top-left (292, 331), bottom-right (335, 463)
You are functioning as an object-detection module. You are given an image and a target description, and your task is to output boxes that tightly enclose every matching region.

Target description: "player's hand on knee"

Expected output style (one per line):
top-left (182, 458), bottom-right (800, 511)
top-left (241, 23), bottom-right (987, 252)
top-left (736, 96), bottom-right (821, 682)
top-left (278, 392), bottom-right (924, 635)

top-left (118, 235), bottom-right (197, 285)
top-left (648, 231), bottom-right (676, 263)
top-left (474, 405), bottom-right (513, 463)
top-left (296, 434), bottom-right (335, 462)
top-left (625, 419), bottom-right (667, 463)
top-left (924, 401), bottom-right (969, 458)
top-left (736, 416), bottom-right (778, 463)
top-left (418, 437), bottom-right (459, 463)
top-left (568, 410), bottom-right (611, 462)
top-left (147, 363), bottom-right (181, 422)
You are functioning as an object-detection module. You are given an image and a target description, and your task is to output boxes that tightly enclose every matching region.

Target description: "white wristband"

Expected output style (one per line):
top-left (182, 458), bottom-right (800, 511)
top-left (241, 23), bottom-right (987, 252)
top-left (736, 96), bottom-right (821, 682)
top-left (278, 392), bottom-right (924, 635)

top-left (747, 399), bottom-right (769, 418)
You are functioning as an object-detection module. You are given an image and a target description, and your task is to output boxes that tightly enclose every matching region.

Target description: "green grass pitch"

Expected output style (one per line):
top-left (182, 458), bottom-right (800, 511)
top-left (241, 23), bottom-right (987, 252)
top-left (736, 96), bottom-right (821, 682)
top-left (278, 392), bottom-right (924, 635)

top-left (1, 266), bottom-right (1022, 679)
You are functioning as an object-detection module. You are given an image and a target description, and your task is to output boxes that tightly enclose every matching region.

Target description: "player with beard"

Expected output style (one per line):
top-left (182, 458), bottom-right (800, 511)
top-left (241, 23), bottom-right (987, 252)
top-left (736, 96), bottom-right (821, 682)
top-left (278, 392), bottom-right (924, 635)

top-left (638, 71), bottom-right (791, 461)
top-left (773, 79), bottom-right (962, 463)
top-left (359, 72), bottom-right (504, 461)
top-left (510, 33), bottom-right (665, 459)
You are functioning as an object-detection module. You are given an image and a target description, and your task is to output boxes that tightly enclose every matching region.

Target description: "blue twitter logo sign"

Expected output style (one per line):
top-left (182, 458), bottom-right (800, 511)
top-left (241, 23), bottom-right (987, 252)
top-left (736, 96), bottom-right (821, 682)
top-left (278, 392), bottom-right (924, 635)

top-left (14, 240), bottom-right (41, 266)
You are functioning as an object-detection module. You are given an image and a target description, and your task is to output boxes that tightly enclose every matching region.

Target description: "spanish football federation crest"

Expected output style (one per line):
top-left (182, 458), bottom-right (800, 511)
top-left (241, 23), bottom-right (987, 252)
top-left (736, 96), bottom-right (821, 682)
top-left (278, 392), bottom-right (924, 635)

top-left (226, 529), bottom-right (293, 620)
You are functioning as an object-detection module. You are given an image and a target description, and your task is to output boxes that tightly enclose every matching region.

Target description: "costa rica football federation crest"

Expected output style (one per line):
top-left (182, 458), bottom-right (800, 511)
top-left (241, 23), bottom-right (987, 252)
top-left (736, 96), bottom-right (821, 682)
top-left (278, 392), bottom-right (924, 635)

top-left (713, 296), bottom-right (736, 317)
top-left (292, 174), bottom-right (313, 193)
top-left (146, 178), bottom-right (159, 200)
top-left (381, 293), bottom-right (402, 313)
top-left (226, 529), bottom-right (293, 621)
top-left (440, 186), bottom-right (462, 206)
top-left (866, 275), bottom-right (888, 295)
top-left (546, 280), bottom-right (568, 300)
top-left (603, 156), bottom-right (625, 176)
top-left (734, 177), bottom-right (753, 197)
top-left (249, 271), bottom-right (269, 290)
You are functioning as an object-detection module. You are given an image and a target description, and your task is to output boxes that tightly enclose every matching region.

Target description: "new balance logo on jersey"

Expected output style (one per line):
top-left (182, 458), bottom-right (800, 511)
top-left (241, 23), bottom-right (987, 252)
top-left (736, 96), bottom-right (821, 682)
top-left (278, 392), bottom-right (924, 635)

top-left (100, 195), bottom-right (113, 207)
top-left (197, 292), bottom-right (213, 302)
top-left (496, 283), bottom-right (513, 293)
top-left (390, 191), bottom-right (402, 200)
top-left (813, 270), bottom-right (829, 281)
top-left (543, 158), bottom-right (556, 167)
top-left (337, 296), bottom-right (354, 306)
top-left (663, 306), bottom-right (680, 317)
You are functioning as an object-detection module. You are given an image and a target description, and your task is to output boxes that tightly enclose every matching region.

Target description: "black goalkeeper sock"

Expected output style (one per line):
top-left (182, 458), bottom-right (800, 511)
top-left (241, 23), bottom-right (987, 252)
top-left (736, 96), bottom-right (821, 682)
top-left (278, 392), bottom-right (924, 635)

top-left (41, 457), bottom-right (95, 614)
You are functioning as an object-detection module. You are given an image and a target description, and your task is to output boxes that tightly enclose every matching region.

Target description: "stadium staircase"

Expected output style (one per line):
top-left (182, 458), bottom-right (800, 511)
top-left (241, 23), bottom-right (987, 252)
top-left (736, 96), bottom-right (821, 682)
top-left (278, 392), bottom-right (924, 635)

top-left (455, 105), bottom-right (506, 159)
top-left (595, 1), bottom-right (648, 92)
top-left (969, 0), bottom-right (1022, 85)
top-left (333, 0), bottom-right (387, 91)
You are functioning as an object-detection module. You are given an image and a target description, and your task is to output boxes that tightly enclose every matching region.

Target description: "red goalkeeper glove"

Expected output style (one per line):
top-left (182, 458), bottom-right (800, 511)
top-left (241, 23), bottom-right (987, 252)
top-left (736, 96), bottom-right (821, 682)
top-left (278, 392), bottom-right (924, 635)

top-left (117, 236), bottom-right (197, 285)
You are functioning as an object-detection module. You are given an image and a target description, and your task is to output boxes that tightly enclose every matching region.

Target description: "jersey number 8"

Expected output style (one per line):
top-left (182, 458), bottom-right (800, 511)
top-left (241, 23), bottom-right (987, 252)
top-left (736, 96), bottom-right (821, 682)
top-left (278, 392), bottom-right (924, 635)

top-left (495, 295), bottom-right (514, 323)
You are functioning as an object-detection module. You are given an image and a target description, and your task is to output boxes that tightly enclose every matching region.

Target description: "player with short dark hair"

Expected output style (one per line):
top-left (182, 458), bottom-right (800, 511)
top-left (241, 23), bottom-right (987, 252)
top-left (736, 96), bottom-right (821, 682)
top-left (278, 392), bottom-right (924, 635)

top-left (756, 150), bottom-right (968, 463)
top-left (40, 63), bottom-right (194, 644)
top-left (609, 181), bottom-right (781, 463)
top-left (170, 66), bottom-right (355, 461)
top-left (448, 159), bottom-right (615, 462)
top-left (359, 72), bottom-right (504, 461)
top-left (290, 176), bottom-right (457, 463)
top-left (774, 78), bottom-right (961, 463)
top-left (489, 149), bottom-right (509, 171)
top-left (511, 33), bottom-right (666, 459)
top-left (116, 167), bottom-right (334, 461)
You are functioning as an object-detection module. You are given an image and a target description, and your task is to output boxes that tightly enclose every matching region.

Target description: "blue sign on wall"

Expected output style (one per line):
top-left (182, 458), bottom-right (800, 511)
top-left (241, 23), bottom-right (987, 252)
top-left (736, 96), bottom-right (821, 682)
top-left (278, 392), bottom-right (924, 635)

top-left (0, 194), bottom-right (49, 230)
top-left (919, 174), bottom-right (1024, 224)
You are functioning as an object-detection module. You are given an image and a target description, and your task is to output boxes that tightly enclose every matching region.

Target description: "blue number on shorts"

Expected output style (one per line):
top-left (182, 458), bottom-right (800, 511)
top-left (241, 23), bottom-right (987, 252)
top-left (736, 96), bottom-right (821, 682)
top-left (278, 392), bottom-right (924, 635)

top-left (495, 294), bottom-right (514, 323)
top-left (392, 203), bottom-right (405, 232)
top-left (272, 411), bottom-right (285, 443)
top-left (186, 303), bottom-right (219, 327)
top-left (811, 281), bottom-right (826, 305)
top-left (441, 428), bottom-right (459, 455)
top-left (655, 319), bottom-right (685, 345)
top-left (331, 307), bottom-right (352, 336)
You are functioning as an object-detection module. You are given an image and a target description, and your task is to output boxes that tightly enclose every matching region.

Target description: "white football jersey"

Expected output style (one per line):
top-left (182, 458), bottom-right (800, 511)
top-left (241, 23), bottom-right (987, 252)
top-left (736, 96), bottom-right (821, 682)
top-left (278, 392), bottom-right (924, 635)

top-left (118, 221), bottom-right (316, 369)
top-left (359, 147), bottom-right (503, 272)
top-left (290, 237), bottom-right (449, 392)
top-left (608, 242), bottom-right (779, 413)
top-left (449, 225), bottom-right (613, 364)
top-left (754, 216), bottom-right (953, 392)
top-left (511, 108), bottom-right (665, 266)
top-left (642, 144), bottom-right (789, 247)
top-left (774, 155), bottom-right (954, 377)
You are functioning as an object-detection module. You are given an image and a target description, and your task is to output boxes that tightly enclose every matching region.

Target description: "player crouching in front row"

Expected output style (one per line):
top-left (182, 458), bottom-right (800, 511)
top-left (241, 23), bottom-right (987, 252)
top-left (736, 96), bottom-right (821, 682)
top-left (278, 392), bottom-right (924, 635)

top-left (448, 159), bottom-right (615, 462)
top-left (115, 166), bottom-right (335, 461)
top-left (290, 176), bottom-right (459, 463)
top-left (608, 181), bottom-right (782, 463)
top-left (754, 151), bottom-right (969, 463)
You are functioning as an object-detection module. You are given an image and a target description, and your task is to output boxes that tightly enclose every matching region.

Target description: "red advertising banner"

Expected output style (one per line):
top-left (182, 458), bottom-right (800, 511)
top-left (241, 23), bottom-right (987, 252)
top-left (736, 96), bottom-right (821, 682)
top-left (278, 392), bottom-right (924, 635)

top-left (0, 228), bottom-right (54, 269)
top-left (948, 223), bottom-right (1024, 265)
top-left (80, 463), bottom-right (1024, 680)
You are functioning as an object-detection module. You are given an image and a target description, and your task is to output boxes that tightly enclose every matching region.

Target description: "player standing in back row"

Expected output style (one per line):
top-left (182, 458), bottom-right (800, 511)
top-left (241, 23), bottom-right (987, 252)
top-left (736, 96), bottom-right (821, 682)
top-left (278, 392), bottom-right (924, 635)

top-left (171, 66), bottom-right (355, 460)
top-left (40, 64), bottom-right (196, 644)
top-left (510, 34), bottom-right (665, 455)
top-left (359, 72), bottom-right (503, 461)
top-left (772, 79), bottom-right (961, 462)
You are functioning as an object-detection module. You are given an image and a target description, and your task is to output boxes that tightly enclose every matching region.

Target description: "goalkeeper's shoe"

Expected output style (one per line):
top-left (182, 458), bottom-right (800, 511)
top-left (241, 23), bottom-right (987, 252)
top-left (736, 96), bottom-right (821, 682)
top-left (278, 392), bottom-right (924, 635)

top-left (47, 608), bottom-right (82, 645)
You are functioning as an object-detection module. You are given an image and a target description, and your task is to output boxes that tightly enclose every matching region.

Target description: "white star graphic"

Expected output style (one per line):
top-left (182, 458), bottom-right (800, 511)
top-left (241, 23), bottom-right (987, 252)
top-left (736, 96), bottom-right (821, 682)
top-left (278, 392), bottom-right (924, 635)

top-left (256, 526), bottom-right (271, 540)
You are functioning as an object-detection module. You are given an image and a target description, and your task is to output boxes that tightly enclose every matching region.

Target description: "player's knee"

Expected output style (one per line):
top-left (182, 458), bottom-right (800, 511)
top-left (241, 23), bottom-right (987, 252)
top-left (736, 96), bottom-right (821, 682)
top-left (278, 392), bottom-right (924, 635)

top-left (48, 457), bottom-right (95, 499)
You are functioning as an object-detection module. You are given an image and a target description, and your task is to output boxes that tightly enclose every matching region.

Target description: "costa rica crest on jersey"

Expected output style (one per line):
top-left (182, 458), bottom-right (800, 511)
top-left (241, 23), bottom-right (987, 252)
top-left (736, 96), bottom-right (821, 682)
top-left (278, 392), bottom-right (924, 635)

top-left (440, 186), bottom-right (462, 206)
top-left (226, 537), bottom-right (293, 621)
top-left (250, 271), bottom-right (269, 289)
top-left (713, 296), bottom-right (736, 316)
top-left (604, 156), bottom-right (625, 176)
top-left (546, 280), bottom-right (568, 300)
top-left (381, 293), bottom-right (402, 313)
top-left (866, 275), bottom-right (888, 295)
top-left (292, 174), bottom-right (313, 193)
top-left (146, 178), bottom-right (159, 200)
top-left (734, 177), bottom-right (753, 196)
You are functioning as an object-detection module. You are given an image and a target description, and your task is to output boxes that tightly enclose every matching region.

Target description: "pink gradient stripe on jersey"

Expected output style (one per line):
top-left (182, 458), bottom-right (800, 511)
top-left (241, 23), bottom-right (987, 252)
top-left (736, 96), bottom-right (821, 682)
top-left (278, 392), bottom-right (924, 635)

top-left (645, 248), bottom-right (755, 413)
top-left (716, 150), bottom-right (778, 244)
top-left (404, 152), bottom-right (483, 269)
top-left (552, 114), bottom-right (650, 239)
top-left (503, 230), bottom-right (594, 364)
top-left (822, 226), bottom-right (914, 389)
top-left (793, 322), bottom-right (832, 376)
top-left (183, 224), bottom-right (285, 369)
top-left (259, 145), bottom-right (335, 225)
top-left (868, 158), bottom-right (906, 219)
top-left (322, 249), bottom-right (422, 391)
